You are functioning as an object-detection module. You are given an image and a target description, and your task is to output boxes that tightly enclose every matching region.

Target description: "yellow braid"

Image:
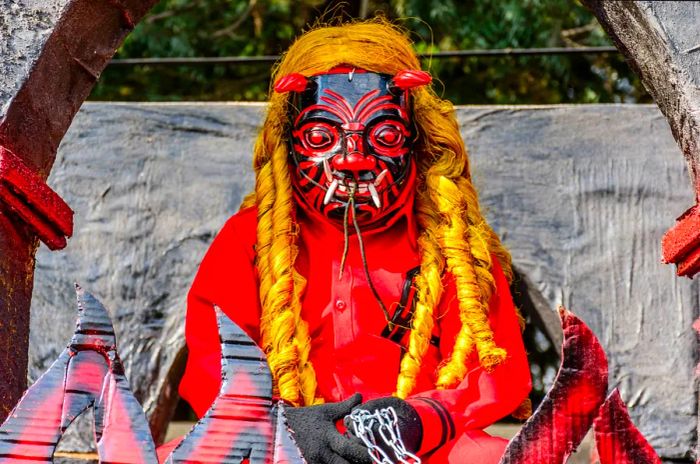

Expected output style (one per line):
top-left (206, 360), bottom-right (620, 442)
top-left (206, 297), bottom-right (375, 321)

top-left (457, 176), bottom-right (514, 284)
top-left (270, 140), bottom-right (318, 405)
top-left (244, 96), bottom-right (321, 406)
top-left (395, 195), bottom-right (445, 398)
top-left (265, 142), bottom-right (301, 404)
top-left (244, 19), bottom-right (515, 404)
top-left (394, 79), bottom-right (510, 396)
top-left (431, 173), bottom-right (505, 388)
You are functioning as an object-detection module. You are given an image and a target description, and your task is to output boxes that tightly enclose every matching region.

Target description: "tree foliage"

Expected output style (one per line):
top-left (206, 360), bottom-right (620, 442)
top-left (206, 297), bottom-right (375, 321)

top-left (91, 0), bottom-right (649, 104)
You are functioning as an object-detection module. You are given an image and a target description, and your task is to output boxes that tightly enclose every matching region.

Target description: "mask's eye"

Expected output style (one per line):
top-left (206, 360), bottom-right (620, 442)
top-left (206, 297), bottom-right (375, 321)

top-left (301, 123), bottom-right (337, 150)
top-left (370, 122), bottom-right (407, 148)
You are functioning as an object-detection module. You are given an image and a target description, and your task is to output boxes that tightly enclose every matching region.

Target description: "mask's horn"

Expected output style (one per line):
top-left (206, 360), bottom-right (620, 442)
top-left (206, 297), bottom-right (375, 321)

top-left (389, 69), bottom-right (432, 92)
top-left (273, 73), bottom-right (309, 93)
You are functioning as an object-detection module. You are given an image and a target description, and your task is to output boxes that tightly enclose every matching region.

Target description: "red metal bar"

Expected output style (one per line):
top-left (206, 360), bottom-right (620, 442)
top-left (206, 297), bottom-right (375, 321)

top-left (661, 204), bottom-right (700, 278)
top-left (0, 146), bottom-right (73, 250)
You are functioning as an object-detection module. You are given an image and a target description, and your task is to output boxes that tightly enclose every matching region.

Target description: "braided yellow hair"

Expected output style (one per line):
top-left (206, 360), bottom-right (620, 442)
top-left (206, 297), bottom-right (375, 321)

top-left (241, 19), bottom-right (514, 405)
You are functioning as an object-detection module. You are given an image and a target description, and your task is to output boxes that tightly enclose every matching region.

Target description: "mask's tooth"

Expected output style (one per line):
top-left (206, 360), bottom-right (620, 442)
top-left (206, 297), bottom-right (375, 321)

top-left (323, 159), bottom-right (333, 183)
top-left (374, 169), bottom-right (388, 186)
top-left (324, 179), bottom-right (339, 205)
top-left (368, 183), bottom-right (381, 209)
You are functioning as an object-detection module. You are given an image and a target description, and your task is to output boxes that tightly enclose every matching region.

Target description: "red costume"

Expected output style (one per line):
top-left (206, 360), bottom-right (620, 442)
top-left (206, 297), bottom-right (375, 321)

top-left (180, 198), bottom-right (531, 462)
top-left (179, 45), bottom-right (531, 463)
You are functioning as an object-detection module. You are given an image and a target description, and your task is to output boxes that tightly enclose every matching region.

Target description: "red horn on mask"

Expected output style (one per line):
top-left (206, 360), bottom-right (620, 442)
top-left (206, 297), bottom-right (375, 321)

top-left (273, 73), bottom-right (308, 93)
top-left (390, 69), bottom-right (432, 91)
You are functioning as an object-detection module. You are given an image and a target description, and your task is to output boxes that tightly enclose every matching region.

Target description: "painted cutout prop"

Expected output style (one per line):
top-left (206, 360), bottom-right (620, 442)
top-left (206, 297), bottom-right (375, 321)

top-left (0, 287), bottom-right (303, 464)
top-left (164, 306), bottom-right (304, 464)
top-left (0, 286), bottom-right (157, 463)
top-left (0, 292), bottom-right (660, 463)
top-left (498, 309), bottom-right (661, 464)
top-left (499, 308), bottom-right (608, 463)
top-left (592, 390), bottom-right (662, 464)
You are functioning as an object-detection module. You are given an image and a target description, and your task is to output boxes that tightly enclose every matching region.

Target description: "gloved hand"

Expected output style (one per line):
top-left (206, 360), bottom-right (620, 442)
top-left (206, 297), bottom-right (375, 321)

top-left (285, 393), bottom-right (372, 464)
top-left (344, 397), bottom-right (422, 460)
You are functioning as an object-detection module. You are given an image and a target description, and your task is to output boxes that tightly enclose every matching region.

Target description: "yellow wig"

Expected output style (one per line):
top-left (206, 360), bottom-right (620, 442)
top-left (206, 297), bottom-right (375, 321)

top-left (241, 19), bottom-right (514, 406)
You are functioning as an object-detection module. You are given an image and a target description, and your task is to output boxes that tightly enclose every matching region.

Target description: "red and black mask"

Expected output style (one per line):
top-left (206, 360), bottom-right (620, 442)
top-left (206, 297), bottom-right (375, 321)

top-left (274, 67), bottom-right (431, 227)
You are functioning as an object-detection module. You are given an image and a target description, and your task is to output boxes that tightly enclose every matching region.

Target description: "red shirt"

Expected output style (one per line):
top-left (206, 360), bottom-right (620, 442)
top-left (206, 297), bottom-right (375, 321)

top-left (180, 204), bottom-right (531, 456)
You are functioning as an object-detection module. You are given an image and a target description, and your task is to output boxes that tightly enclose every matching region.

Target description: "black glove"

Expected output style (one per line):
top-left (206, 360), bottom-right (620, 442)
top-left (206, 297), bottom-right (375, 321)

top-left (345, 397), bottom-right (422, 459)
top-left (285, 393), bottom-right (373, 464)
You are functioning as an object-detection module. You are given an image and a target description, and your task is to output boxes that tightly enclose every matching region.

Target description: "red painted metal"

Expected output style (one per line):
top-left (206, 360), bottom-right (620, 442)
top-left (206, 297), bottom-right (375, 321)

top-left (0, 146), bottom-right (73, 250)
top-left (593, 389), bottom-right (661, 464)
top-left (661, 204), bottom-right (700, 277)
top-left (499, 307), bottom-right (609, 463)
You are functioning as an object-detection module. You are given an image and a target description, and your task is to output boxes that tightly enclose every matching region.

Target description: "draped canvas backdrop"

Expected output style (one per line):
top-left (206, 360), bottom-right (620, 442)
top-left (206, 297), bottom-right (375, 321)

top-left (28, 102), bottom-right (698, 461)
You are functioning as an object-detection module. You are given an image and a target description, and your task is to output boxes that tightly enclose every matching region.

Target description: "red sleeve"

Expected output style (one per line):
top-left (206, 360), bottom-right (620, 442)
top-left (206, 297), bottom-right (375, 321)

top-left (178, 209), bottom-right (262, 418)
top-left (406, 258), bottom-right (532, 456)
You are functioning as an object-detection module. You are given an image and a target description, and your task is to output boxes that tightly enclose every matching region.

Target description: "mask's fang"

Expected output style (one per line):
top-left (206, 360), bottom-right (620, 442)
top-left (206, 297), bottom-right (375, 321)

top-left (368, 183), bottom-right (381, 209)
top-left (324, 179), bottom-right (339, 205)
top-left (374, 169), bottom-right (388, 187)
top-left (323, 159), bottom-right (333, 183)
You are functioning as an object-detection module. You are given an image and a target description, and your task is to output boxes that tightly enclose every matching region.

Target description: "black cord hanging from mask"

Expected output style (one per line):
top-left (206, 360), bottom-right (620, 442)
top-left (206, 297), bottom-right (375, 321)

top-left (337, 186), bottom-right (394, 331)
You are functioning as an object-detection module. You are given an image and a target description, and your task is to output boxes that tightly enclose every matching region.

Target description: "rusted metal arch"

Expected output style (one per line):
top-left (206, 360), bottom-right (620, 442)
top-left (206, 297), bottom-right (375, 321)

top-left (0, 0), bottom-right (158, 421)
top-left (581, 1), bottom-right (700, 278)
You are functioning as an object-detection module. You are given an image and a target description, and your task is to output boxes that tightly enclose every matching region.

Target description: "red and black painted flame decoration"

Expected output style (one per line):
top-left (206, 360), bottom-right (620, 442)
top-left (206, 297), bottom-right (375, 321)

top-left (0, 293), bottom-right (661, 463)
top-left (0, 146), bottom-right (73, 250)
top-left (0, 287), bottom-right (303, 464)
top-left (499, 307), bottom-right (609, 463)
top-left (592, 390), bottom-right (662, 464)
top-left (0, 285), bottom-right (157, 463)
top-left (164, 306), bottom-right (304, 463)
top-left (275, 68), bottom-right (430, 226)
top-left (499, 308), bottom-right (662, 464)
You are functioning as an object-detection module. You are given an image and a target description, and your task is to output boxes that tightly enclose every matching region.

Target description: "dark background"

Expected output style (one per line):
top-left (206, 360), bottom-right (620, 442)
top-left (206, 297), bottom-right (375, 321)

top-left (91, 0), bottom-right (649, 104)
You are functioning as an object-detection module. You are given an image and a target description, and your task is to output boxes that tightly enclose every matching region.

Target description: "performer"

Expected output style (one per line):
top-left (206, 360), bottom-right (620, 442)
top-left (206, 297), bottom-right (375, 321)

top-left (179, 20), bottom-right (531, 464)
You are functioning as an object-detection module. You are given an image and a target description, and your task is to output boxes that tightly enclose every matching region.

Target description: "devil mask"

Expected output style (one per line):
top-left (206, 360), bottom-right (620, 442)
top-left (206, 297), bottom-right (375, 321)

top-left (275, 67), bottom-right (431, 227)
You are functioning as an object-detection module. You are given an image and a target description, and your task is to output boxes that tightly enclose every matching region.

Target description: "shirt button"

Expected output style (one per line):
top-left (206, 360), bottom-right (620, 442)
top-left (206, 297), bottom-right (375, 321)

top-left (335, 299), bottom-right (347, 311)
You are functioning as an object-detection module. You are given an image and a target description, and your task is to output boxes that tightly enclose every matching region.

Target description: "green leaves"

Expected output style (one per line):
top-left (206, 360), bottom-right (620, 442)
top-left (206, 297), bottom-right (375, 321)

top-left (89, 0), bottom-right (648, 104)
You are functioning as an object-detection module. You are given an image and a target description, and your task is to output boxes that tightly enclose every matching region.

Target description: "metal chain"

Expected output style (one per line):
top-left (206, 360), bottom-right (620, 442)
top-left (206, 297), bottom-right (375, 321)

top-left (348, 407), bottom-right (421, 464)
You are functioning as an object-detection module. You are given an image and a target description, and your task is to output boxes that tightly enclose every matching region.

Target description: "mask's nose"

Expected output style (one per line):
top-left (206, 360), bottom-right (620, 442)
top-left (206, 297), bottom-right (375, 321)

top-left (331, 131), bottom-right (376, 178)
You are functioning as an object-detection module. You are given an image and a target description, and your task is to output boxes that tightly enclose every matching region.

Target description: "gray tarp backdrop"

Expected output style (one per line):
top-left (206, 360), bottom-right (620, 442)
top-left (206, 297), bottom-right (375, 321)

top-left (30, 103), bottom-right (698, 461)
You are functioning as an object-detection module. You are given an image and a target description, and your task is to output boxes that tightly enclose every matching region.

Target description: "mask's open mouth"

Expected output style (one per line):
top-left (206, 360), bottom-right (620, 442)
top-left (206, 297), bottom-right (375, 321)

top-left (322, 159), bottom-right (388, 208)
